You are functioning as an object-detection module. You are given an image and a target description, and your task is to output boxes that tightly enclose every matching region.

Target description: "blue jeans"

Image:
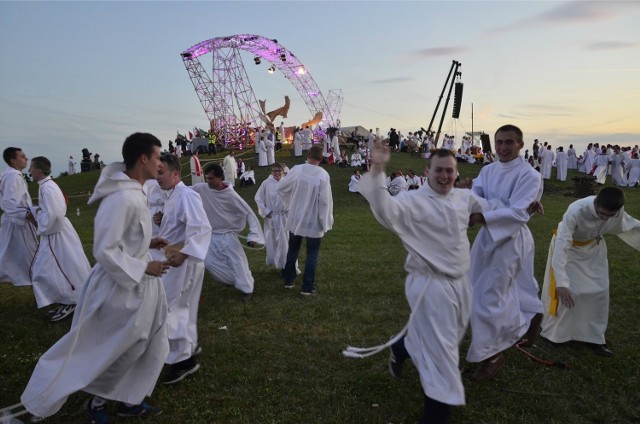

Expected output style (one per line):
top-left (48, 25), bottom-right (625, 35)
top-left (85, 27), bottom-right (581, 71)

top-left (283, 232), bottom-right (322, 292)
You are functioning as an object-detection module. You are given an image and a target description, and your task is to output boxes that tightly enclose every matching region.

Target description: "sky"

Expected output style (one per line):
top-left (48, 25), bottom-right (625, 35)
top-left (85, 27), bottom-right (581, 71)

top-left (1, 0), bottom-right (639, 175)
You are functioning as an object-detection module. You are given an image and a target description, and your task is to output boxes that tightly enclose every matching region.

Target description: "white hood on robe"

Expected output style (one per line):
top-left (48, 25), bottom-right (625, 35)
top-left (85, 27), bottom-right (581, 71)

top-left (88, 162), bottom-right (145, 204)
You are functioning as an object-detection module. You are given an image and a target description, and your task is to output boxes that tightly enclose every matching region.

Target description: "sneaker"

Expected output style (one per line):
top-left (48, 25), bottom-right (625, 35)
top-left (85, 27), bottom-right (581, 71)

top-left (300, 289), bottom-right (316, 296)
top-left (162, 359), bottom-right (200, 385)
top-left (50, 304), bottom-right (76, 322)
top-left (85, 399), bottom-right (111, 424)
top-left (241, 292), bottom-right (252, 302)
top-left (519, 312), bottom-right (542, 347)
top-left (388, 348), bottom-right (403, 378)
top-left (45, 304), bottom-right (62, 318)
top-left (284, 283), bottom-right (294, 289)
top-left (193, 344), bottom-right (202, 356)
top-left (116, 401), bottom-right (162, 417)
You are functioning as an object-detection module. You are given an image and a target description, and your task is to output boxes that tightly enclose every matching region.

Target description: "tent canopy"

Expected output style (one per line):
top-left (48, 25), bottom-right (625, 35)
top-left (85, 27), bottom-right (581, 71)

top-left (338, 125), bottom-right (370, 139)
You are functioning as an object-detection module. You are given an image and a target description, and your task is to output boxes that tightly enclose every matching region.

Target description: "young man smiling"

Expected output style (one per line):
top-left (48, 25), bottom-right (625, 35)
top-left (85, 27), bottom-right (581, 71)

top-left (354, 145), bottom-right (487, 424)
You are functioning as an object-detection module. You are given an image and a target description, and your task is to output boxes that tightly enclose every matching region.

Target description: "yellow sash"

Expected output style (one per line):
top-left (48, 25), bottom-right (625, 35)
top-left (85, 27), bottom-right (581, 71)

top-left (548, 230), bottom-right (596, 316)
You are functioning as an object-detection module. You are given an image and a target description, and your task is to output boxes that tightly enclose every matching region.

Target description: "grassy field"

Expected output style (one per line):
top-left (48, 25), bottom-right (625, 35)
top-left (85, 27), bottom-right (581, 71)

top-left (1, 147), bottom-right (639, 424)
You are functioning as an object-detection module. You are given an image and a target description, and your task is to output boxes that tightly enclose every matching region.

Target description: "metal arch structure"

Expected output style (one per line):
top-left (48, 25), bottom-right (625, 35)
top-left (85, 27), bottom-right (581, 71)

top-left (181, 34), bottom-right (342, 144)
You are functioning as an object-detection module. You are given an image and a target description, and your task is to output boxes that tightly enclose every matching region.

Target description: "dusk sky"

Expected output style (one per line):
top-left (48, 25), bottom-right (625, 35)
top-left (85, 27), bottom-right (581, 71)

top-left (1, 1), bottom-right (639, 174)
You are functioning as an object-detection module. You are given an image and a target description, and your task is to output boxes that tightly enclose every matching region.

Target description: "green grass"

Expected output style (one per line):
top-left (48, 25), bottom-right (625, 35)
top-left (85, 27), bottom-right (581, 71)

top-left (1, 148), bottom-right (640, 424)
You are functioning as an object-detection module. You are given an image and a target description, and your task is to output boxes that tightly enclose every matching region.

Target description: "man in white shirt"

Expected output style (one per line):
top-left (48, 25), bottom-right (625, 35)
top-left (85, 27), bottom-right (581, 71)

top-left (255, 163), bottom-right (289, 270)
top-left (278, 145), bottom-right (333, 295)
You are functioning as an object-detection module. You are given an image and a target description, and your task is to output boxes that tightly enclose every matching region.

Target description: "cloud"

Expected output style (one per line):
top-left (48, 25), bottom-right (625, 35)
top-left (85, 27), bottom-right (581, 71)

top-left (499, 103), bottom-right (576, 120)
top-left (487, 1), bottom-right (640, 35)
top-left (411, 46), bottom-right (468, 59)
top-left (584, 41), bottom-right (639, 51)
top-left (369, 77), bottom-right (414, 84)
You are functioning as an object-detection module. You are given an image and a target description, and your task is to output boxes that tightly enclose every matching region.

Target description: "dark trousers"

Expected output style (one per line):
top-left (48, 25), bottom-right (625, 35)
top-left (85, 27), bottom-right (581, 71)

top-left (283, 233), bottom-right (322, 292)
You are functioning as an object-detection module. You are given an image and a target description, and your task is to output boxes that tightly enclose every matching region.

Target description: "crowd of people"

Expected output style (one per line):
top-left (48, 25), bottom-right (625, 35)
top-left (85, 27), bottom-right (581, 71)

top-left (527, 139), bottom-right (640, 185)
top-left (1, 125), bottom-right (639, 424)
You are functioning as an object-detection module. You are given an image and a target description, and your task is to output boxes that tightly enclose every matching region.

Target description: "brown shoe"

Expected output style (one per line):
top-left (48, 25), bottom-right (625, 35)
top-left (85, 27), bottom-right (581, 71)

top-left (520, 313), bottom-right (543, 347)
top-left (471, 353), bottom-right (506, 382)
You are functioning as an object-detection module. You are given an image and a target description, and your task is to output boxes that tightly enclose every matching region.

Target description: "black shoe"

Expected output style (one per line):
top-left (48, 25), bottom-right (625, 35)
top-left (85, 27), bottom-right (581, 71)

top-left (590, 343), bottom-right (613, 357)
top-left (520, 313), bottom-right (542, 347)
top-left (162, 357), bottom-right (200, 385)
top-left (85, 399), bottom-right (111, 424)
top-left (50, 304), bottom-right (76, 322)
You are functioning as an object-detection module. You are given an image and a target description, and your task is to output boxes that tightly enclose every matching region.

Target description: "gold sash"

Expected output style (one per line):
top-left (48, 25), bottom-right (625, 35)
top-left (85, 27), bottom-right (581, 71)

top-left (548, 229), bottom-right (596, 316)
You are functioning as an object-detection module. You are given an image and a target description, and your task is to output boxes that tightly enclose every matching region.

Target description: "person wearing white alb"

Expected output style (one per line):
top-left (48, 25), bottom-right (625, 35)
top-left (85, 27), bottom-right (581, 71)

top-left (68, 156), bottom-right (76, 175)
top-left (540, 145), bottom-right (555, 179)
top-left (0, 147), bottom-right (38, 287)
top-left (21, 132), bottom-right (170, 422)
top-left (258, 136), bottom-right (268, 167)
top-left (555, 147), bottom-right (568, 182)
top-left (194, 163), bottom-right (265, 299)
top-left (223, 151), bottom-right (238, 187)
top-left (154, 154), bottom-right (211, 385)
top-left (28, 156), bottom-right (91, 322)
top-left (255, 163), bottom-right (289, 270)
top-left (293, 129), bottom-right (303, 157)
top-left (567, 145), bottom-right (578, 169)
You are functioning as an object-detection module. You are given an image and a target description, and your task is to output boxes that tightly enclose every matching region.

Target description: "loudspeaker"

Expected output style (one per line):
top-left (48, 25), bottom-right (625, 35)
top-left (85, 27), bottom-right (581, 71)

top-left (480, 134), bottom-right (491, 154)
top-left (80, 162), bottom-right (92, 173)
top-left (452, 82), bottom-right (463, 119)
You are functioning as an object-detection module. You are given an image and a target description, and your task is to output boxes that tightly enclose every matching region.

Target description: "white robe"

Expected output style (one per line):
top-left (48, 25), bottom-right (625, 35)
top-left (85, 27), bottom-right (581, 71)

top-left (293, 132), bottom-right (303, 157)
top-left (192, 183), bottom-right (264, 294)
top-left (592, 154), bottom-right (610, 185)
top-left (331, 135), bottom-right (340, 158)
top-left (350, 153), bottom-right (362, 167)
top-left (223, 154), bottom-right (238, 186)
top-left (153, 182), bottom-right (211, 364)
top-left (0, 167), bottom-right (38, 286)
top-left (302, 128), bottom-right (313, 150)
top-left (541, 197), bottom-right (640, 344)
top-left (277, 163), bottom-right (333, 239)
top-left (22, 162), bottom-right (169, 418)
top-left (255, 175), bottom-right (288, 269)
top-left (67, 159), bottom-right (76, 175)
top-left (540, 149), bottom-right (555, 179)
top-left (582, 148), bottom-right (594, 173)
top-left (359, 173), bottom-right (486, 405)
top-left (239, 169), bottom-right (256, 185)
top-left (467, 156), bottom-right (544, 362)
top-left (348, 175), bottom-right (360, 193)
top-left (190, 155), bottom-right (204, 185)
top-left (567, 148), bottom-right (578, 169)
top-left (627, 158), bottom-right (640, 186)
top-left (555, 151), bottom-right (568, 181)
top-left (30, 177), bottom-right (91, 308)
top-left (265, 138), bottom-right (276, 165)
top-left (610, 153), bottom-right (627, 187)
top-left (258, 139), bottom-right (268, 167)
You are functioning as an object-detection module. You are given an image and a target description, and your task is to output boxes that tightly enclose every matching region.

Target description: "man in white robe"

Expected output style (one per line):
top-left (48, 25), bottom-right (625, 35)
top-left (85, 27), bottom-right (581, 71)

top-left (541, 187), bottom-right (640, 356)
top-left (265, 132), bottom-right (276, 165)
top-left (193, 163), bottom-right (264, 299)
top-left (592, 147), bottom-right (610, 185)
top-left (293, 130), bottom-right (303, 157)
top-left (222, 151), bottom-right (238, 187)
top-left (68, 156), bottom-right (76, 175)
top-left (567, 145), bottom-right (578, 169)
top-left (146, 178), bottom-right (167, 261)
top-left (348, 170), bottom-right (360, 193)
top-left (189, 151), bottom-right (204, 185)
top-left (302, 126), bottom-right (313, 151)
top-left (582, 143), bottom-right (594, 173)
top-left (0, 147), bottom-right (38, 286)
top-left (21, 132), bottom-right (170, 421)
top-left (464, 124), bottom-right (544, 381)
top-left (28, 156), bottom-right (91, 322)
top-left (258, 137), bottom-right (268, 167)
top-left (255, 163), bottom-right (289, 270)
top-left (278, 145), bottom-right (333, 295)
top-left (355, 146), bottom-right (486, 423)
top-left (153, 154), bottom-right (211, 384)
top-left (610, 147), bottom-right (627, 187)
top-left (540, 145), bottom-right (555, 179)
top-left (555, 147), bottom-right (568, 181)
